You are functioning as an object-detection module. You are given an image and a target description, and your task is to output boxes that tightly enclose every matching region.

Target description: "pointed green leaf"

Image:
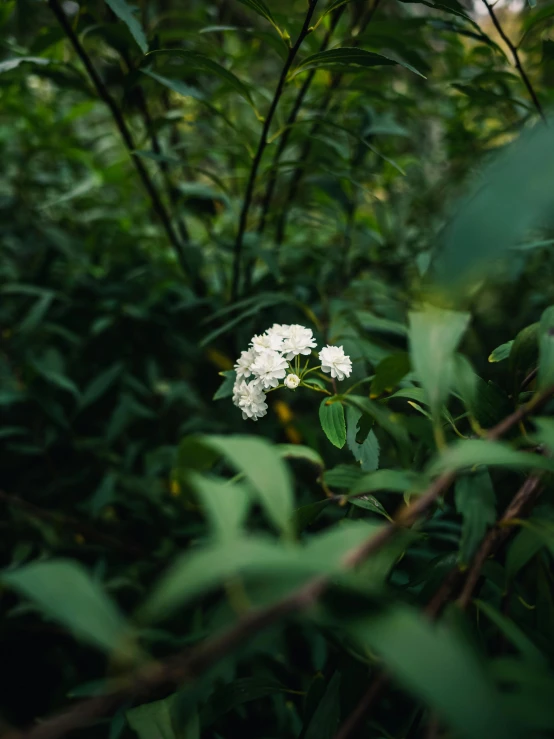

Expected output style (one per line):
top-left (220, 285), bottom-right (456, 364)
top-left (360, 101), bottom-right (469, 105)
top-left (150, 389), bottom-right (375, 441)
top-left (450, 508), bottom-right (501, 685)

top-left (292, 48), bottom-right (426, 78)
top-left (145, 50), bottom-right (253, 106)
top-left (2, 560), bottom-right (132, 654)
top-left (454, 470), bottom-right (496, 565)
top-left (346, 405), bottom-right (380, 471)
top-left (488, 340), bottom-right (513, 363)
top-left (319, 397), bottom-right (346, 449)
top-left (429, 439), bottom-right (554, 476)
top-left (106, 0), bottom-right (148, 54)
top-left (408, 307), bottom-right (470, 421)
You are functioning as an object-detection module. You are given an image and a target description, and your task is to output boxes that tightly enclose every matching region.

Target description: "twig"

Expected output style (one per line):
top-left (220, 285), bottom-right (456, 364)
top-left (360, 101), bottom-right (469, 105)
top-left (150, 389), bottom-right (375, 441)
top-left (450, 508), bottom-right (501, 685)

top-left (481, 0), bottom-right (546, 123)
top-left (457, 473), bottom-right (543, 608)
top-left (230, 0), bottom-right (320, 301)
top-left (48, 0), bottom-right (193, 277)
top-left (0, 490), bottom-right (143, 557)
top-left (14, 386), bottom-right (554, 739)
top-left (275, 0), bottom-right (382, 245)
top-left (254, 7), bottom-right (345, 239)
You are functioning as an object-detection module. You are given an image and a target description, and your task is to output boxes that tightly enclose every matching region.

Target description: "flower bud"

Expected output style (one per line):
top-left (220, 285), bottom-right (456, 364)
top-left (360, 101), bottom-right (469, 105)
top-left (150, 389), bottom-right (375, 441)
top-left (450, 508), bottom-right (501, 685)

top-left (285, 373), bottom-right (300, 389)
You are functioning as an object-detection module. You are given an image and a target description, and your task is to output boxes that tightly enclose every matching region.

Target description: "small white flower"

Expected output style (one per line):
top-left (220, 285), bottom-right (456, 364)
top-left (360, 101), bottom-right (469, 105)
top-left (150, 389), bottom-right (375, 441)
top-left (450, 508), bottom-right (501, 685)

top-left (281, 324), bottom-right (317, 360)
top-left (250, 332), bottom-right (283, 353)
top-left (319, 345), bottom-right (352, 381)
top-left (266, 323), bottom-right (291, 341)
top-left (250, 349), bottom-right (288, 389)
top-left (284, 373), bottom-right (300, 389)
top-left (232, 379), bottom-right (268, 421)
top-left (234, 348), bottom-right (257, 380)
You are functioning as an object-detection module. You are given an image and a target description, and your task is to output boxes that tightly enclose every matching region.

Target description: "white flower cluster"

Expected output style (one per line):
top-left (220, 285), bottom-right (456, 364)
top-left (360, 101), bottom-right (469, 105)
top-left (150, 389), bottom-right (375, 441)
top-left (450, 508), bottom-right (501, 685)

top-left (230, 324), bottom-right (352, 421)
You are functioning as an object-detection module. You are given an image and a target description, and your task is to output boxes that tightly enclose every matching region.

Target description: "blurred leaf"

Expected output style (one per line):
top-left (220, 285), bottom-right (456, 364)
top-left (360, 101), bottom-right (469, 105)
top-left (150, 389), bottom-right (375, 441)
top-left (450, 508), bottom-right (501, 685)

top-left (348, 606), bottom-right (520, 739)
top-left (141, 70), bottom-right (205, 100)
top-left (432, 123), bottom-right (554, 287)
top-left (429, 440), bottom-right (554, 475)
top-left (201, 677), bottom-right (288, 725)
top-left (236, 0), bottom-right (281, 34)
top-left (106, 0), bottom-right (148, 54)
top-left (454, 470), bottom-right (496, 565)
top-left (474, 599), bottom-right (545, 665)
top-left (538, 305), bottom-right (554, 390)
top-left (79, 363), bottom-right (123, 410)
top-left (278, 444), bottom-right (324, 470)
top-left (145, 50), bottom-right (254, 106)
top-left (370, 352), bottom-right (411, 397)
top-left (319, 398), bottom-right (346, 449)
top-left (292, 48), bottom-right (426, 78)
top-left (188, 473), bottom-right (250, 541)
top-left (506, 524), bottom-right (546, 580)
top-left (213, 370), bottom-right (236, 401)
top-left (348, 468), bottom-right (426, 497)
top-left (302, 671), bottom-right (341, 739)
top-left (127, 694), bottom-right (198, 739)
top-left (204, 435), bottom-right (294, 537)
top-left (488, 340), bottom-right (513, 363)
top-left (2, 560), bottom-right (132, 655)
top-left (409, 307), bottom-right (470, 421)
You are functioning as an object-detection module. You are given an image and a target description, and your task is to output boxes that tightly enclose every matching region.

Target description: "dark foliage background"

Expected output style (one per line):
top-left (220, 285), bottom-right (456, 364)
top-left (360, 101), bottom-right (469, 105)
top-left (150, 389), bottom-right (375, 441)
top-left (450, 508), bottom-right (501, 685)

top-left (3, 0), bottom-right (554, 737)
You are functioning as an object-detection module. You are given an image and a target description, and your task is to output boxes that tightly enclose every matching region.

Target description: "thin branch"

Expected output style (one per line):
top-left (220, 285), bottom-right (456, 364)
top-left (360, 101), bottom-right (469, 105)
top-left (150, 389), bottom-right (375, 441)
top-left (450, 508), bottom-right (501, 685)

top-left (275, 0), bottom-right (382, 245)
top-left (230, 0), bottom-right (320, 301)
top-left (481, 0), bottom-right (546, 123)
top-left (15, 386), bottom-right (554, 739)
top-left (48, 0), bottom-right (193, 277)
top-left (255, 7), bottom-right (345, 239)
top-left (457, 472), bottom-right (543, 608)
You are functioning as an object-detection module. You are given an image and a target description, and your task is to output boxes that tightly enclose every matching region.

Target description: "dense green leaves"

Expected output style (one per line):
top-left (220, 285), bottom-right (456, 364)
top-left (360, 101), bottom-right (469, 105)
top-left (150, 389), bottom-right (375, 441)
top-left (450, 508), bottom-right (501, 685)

top-left (292, 48), bottom-right (426, 78)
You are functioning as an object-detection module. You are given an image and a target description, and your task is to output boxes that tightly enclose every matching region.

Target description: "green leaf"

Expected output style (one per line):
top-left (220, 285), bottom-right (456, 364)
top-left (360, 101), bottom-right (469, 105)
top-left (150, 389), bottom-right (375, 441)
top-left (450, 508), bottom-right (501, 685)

top-left (302, 671), bottom-right (341, 739)
top-left (538, 305), bottom-right (554, 390)
top-left (506, 525), bottom-right (546, 580)
top-left (212, 370), bottom-right (236, 401)
top-left (202, 677), bottom-right (289, 726)
top-left (429, 439), bottom-right (554, 476)
top-left (236, 0), bottom-right (281, 34)
top-left (127, 694), bottom-right (198, 739)
top-left (488, 340), bottom-right (514, 363)
top-left (348, 606), bottom-right (520, 739)
top-left (324, 464), bottom-right (364, 489)
top-left (346, 405), bottom-right (380, 471)
top-left (370, 352), bottom-right (411, 397)
top-left (319, 397), bottom-right (346, 449)
top-left (454, 470), bottom-right (496, 565)
top-left (278, 444), bottom-right (324, 470)
top-left (431, 123), bottom-right (554, 287)
top-left (292, 48), bottom-right (426, 78)
top-left (145, 50), bottom-right (254, 106)
top-left (188, 473), bottom-right (250, 541)
top-left (345, 395), bottom-right (410, 447)
top-left (0, 56), bottom-right (50, 73)
top-left (531, 416), bottom-right (554, 452)
top-left (408, 307), bottom-right (470, 421)
top-left (474, 600), bottom-right (546, 665)
top-left (348, 468), bottom-right (426, 497)
top-left (105, 0), bottom-right (148, 54)
top-left (141, 70), bottom-right (205, 100)
top-left (293, 499), bottom-right (331, 533)
top-left (204, 435), bottom-right (294, 537)
top-left (79, 363), bottom-right (123, 410)
top-left (2, 560), bottom-right (132, 655)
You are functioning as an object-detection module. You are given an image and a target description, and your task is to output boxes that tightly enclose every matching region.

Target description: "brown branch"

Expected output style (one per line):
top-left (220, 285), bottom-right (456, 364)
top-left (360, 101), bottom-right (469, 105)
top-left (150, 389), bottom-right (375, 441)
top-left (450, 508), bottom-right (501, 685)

top-left (0, 490), bottom-right (143, 557)
top-left (48, 0), bottom-right (193, 278)
top-left (14, 386), bottom-right (554, 739)
top-left (457, 472), bottom-right (543, 608)
top-left (481, 0), bottom-right (546, 122)
top-left (230, 0), bottom-right (321, 300)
